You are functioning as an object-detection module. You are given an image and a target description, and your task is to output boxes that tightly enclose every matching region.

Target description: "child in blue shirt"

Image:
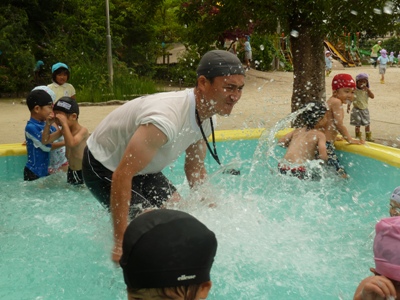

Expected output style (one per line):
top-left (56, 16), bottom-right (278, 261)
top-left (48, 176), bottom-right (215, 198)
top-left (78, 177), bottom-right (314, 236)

top-left (24, 87), bottom-right (63, 181)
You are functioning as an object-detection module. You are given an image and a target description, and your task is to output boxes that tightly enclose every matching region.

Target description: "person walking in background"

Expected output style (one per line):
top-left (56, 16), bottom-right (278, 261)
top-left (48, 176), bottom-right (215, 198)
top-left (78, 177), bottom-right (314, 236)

top-left (33, 60), bottom-right (45, 86)
top-left (242, 35), bottom-right (252, 70)
top-left (48, 62), bottom-right (76, 100)
top-left (120, 209), bottom-right (218, 300)
top-left (370, 40), bottom-right (382, 68)
top-left (389, 51), bottom-right (395, 67)
top-left (347, 73), bottom-right (375, 141)
top-left (325, 51), bottom-right (333, 77)
top-left (377, 49), bottom-right (389, 84)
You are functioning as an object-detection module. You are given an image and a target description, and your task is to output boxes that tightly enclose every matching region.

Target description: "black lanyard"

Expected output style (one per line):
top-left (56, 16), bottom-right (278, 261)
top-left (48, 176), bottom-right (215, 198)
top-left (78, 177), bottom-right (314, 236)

top-left (195, 109), bottom-right (221, 165)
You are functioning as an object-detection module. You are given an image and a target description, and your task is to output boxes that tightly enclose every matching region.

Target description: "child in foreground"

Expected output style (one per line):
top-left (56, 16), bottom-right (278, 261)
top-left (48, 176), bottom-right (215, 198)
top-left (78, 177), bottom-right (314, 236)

top-left (324, 74), bottom-right (364, 178)
top-left (353, 217), bottom-right (400, 300)
top-left (278, 101), bottom-right (328, 180)
top-left (44, 97), bottom-right (89, 185)
top-left (24, 88), bottom-right (63, 181)
top-left (347, 73), bottom-right (375, 141)
top-left (389, 186), bottom-right (400, 217)
top-left (120, 209), bottom-right (217, 300)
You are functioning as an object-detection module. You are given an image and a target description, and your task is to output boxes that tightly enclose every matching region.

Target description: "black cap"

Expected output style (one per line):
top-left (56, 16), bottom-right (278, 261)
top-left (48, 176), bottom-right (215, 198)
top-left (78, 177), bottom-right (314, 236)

top-left (120, 209), bottom-right (217, 289)
top-left (197, 50), bottom-right (245, 78)
top-left (26, 90), bottom-right (53, 111)
top-left (53, 97), bottom-right (79, 115)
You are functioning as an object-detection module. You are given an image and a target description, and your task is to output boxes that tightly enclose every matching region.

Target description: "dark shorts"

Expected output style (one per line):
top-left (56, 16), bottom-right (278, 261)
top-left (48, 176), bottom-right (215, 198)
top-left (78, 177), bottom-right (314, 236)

top-left (278, 164), bottom-right (308, 180)
top-left (326, 142), bottom-right (347, 176)
top-left (67, 168), bottom-right (84, 185)
top-left (23, 166), bottom-right (40, 181)
top-left (82, 147), bottom-right (177, 215)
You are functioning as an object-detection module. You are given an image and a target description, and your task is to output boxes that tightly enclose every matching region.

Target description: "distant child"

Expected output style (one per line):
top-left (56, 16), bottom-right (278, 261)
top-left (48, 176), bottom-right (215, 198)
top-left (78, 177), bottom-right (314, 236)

top-left (347, 73), bottom-right (375, 141)
top-left (353, 217), bottom-right (400, 300)
top-left (389, 186), bottom-right (400, 217)
top-left (278, 101), bottom-right (328, 180)
top-left (389, 51), bottom-right (395, 67)
top-left (45, 97), bottom-right (89, 185)
top-left (120, 209), bottom-right (217, 300)
top-left (24, 88), bottom-right (63, 181)
top-left (397, 52), bottom-right (400, 67)
top-left (324, 74), bottom-right (364, 178)
top-left (377, 49), bottom-right (389, 84)
top-left (325, 51), bottom-right (333, 76)
top-left (47, 62), bottom-right (76, 100)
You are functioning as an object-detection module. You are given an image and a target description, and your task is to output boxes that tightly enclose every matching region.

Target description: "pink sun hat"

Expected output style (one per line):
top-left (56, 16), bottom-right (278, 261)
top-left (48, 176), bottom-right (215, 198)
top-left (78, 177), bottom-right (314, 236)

top-left (374, 217), bottom-right (400, 282)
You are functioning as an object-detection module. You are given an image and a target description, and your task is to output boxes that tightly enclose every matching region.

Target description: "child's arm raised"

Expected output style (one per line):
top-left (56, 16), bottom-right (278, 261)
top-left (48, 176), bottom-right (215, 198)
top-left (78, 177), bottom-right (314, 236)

top-left (56, 114), bottom-right (88, 148)
top-left (42, 113), bottom-right (62, 144)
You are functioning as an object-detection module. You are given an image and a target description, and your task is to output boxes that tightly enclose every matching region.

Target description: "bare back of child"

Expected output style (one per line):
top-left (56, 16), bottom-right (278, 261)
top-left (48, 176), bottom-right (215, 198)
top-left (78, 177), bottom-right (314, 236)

top-left (278, 101), bottom-right (328, 179)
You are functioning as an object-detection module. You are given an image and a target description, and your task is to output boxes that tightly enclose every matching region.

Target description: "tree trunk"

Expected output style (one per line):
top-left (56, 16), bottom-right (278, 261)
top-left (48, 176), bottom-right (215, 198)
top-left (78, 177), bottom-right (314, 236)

top-left (290, 24), bottom-right (326, 115)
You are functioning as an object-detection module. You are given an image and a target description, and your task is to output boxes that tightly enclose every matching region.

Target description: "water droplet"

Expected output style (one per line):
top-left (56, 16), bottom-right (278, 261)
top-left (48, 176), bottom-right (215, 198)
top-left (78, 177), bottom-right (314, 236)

top-left (290, 30), bottom-right (299, 38)
top-left (373, 8), bottom-right (382, 14)
top-left (260, 45), bottom-right (265, 51)
top-left (350, 10), bottom-right (358, 15)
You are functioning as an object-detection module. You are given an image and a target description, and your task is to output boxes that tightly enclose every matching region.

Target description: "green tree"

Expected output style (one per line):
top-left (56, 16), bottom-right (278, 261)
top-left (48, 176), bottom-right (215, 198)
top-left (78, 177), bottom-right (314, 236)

top-left (178, 0), bottom-right (400, 112)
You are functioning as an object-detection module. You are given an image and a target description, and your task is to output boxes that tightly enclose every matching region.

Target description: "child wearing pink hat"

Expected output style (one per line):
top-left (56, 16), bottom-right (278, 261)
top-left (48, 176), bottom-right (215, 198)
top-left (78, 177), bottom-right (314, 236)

top-left (377, 49), bottom-right (390, 84)
top-left (324, 74), bottom-right (364, 178)
top-left (353, 217), bottom-right (400, 300)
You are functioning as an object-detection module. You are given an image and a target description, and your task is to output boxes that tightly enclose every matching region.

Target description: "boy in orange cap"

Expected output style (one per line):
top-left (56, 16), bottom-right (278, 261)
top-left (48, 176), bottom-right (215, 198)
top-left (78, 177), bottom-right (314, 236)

top-left (324, 74), bottom-right (364, 178)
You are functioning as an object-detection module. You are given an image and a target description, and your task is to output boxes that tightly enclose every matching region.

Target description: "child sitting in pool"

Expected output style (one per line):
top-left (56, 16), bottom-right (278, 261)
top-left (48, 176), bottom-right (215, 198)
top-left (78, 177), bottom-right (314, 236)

top-left (324, 74), bottom-right (364, 178)
top-left (389, 186), bottom-right (400, 217)
top-left (277, 101), bottom-right (328, 180)
top-left (353, 217), bottom-right (400, 300)
top-left (120, 209), bottom-right (217, 300)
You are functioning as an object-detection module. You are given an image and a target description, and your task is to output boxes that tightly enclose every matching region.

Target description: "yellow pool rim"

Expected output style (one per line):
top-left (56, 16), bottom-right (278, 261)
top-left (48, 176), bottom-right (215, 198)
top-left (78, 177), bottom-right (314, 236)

top-left (1, 128), bottom-right (400, 168)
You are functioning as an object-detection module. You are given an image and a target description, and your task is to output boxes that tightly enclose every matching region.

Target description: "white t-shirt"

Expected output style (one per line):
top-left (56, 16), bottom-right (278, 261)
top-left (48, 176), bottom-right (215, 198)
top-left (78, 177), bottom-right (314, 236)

top-left (87, 89), bottom-right (215, 174)
top-left (47, 82), bottom-right (76, 101)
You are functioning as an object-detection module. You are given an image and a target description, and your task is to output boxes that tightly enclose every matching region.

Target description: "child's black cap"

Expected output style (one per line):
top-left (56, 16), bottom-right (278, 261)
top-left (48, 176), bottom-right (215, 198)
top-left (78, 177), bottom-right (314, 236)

top-left (53, 97), bottom-right (79, 115)
top-left (120, 209), bottom-right (217, 289)
top-left (26, 90), bottom-right (53, 111)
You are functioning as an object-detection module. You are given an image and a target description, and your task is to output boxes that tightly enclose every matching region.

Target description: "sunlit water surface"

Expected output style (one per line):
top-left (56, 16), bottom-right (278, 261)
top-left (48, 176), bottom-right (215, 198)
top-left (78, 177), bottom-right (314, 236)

top-left (1, 138), bottom-right (397, 299)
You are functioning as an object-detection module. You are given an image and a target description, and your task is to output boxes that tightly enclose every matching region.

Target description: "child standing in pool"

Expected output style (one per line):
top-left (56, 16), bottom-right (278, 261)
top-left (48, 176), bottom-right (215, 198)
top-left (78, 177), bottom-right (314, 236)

top-left (48, 97), bottom-right (89, 185)
top-left (277, 101), bottom-right (328, 180)
top-left (353, 217), bottom-right (400, 300)
top-left (24, 87), bottom-right (64, 181)
top-left (47, 62), bottom-right (76, 100)
top-left (347, 73), bottom-right (375, 142)
top-left (324, 74), bottom-right (364, 178)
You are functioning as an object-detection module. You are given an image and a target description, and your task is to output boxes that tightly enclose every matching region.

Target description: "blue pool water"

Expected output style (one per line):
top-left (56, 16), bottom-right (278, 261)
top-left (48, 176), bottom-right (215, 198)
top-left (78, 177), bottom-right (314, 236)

top-left (1, 139), bottom-right (398, 299)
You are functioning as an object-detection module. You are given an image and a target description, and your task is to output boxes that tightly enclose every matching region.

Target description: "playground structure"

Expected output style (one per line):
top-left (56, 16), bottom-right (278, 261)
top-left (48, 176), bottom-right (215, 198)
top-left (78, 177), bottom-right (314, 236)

top-left (274, 32), bottom-right (367, 69)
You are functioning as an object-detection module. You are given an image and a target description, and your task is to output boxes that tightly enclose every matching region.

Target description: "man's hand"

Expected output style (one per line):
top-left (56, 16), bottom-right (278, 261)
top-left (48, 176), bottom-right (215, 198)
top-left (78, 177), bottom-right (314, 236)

top-left (111, 240), bottom-right (123, 265)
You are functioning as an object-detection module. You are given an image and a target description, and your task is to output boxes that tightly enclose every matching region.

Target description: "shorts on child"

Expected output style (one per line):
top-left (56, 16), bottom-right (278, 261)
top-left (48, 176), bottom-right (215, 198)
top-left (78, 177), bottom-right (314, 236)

top-left (350, 108), bottom-right (370, 126)
top-left (379, 66), bottom-right (386, 74)
top-left (326, 142), bottom-right (347, 176)
top-left (278, 164), bottom-right (307, 179)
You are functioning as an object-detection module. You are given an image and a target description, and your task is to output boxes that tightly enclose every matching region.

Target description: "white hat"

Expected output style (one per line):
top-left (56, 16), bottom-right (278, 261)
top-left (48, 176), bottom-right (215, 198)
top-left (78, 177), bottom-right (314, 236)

top-left (390, 186), bottom-right (400, 203)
